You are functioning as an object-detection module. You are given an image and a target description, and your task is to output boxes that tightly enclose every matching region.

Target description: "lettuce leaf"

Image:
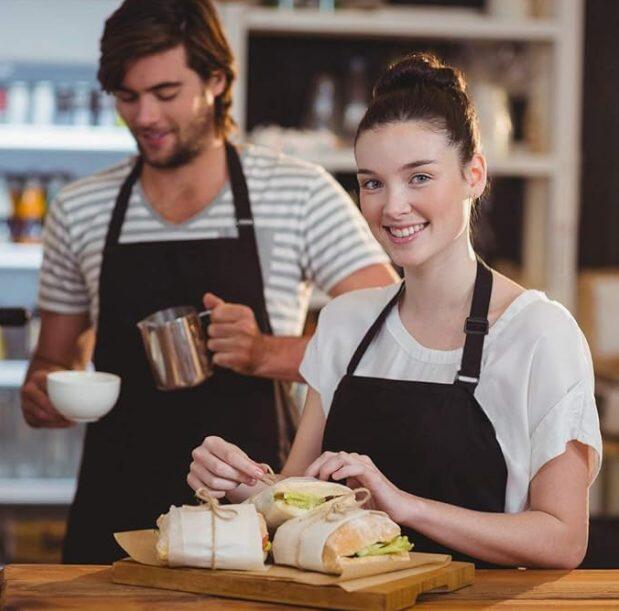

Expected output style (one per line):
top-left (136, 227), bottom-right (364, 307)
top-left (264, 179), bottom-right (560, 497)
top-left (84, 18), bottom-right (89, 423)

top-left (354, 535), bottom-right (413, 558)
top-left (274, 491), bottom-right (326, 510)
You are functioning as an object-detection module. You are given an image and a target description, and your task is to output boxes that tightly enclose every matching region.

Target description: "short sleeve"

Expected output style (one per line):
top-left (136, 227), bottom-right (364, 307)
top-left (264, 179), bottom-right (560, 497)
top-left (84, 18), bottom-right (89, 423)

top-left (38, 193), bottom-right (90, 314)
top-left (299, 307), bottom-right (333, 415)
top-left (528, 311), bottom-right (602, 484)
top-left (300, 169), bottom-right (389, 292)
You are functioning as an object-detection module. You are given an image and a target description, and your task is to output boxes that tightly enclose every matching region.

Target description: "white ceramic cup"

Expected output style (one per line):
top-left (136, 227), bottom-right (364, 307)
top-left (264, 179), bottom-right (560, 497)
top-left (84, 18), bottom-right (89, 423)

top-left (47, 371), bottom-right (121, 423)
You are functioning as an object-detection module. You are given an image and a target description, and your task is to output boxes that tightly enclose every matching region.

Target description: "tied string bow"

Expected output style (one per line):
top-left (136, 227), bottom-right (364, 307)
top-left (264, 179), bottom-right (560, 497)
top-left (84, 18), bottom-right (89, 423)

top-left (257, 463), bottom-right (279, 486)
top-left (195, 487), bottom-right (238, 569)
top-left (324, 487), bottom-right (374, 521)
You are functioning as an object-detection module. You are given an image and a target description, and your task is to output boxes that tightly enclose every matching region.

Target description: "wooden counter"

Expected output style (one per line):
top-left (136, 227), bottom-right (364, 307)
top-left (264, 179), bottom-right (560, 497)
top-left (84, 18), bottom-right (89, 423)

top-left (2, 564), bottom-right (619, 609)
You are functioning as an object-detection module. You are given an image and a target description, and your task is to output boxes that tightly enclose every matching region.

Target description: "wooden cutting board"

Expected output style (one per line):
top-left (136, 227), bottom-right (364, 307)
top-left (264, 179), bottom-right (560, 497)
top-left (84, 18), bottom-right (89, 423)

top-left (112, 558), bottom-right (474, 610)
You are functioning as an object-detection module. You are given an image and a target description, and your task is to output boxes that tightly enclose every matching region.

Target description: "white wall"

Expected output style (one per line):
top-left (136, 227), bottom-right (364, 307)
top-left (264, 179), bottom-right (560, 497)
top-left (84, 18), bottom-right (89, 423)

top-left (0, 0), bottom-right (122, 65)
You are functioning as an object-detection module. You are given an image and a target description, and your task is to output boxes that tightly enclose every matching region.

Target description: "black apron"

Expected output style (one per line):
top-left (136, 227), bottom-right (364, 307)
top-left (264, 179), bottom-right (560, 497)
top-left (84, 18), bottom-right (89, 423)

top-left (322, 260), bottom-right (508, 568)
top-left (63, 143), bottom-right (288, 564)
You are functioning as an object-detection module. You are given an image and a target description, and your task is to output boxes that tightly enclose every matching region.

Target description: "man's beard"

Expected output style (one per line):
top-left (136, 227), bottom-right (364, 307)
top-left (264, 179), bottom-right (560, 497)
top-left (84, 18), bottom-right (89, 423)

top-left (135, 114), bottom-right (211, 170)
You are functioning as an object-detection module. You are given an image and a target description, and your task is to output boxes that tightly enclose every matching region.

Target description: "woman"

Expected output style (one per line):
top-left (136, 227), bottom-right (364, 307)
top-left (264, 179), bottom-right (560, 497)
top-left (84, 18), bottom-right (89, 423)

top-left (187, 53), bottom-right (602, 568)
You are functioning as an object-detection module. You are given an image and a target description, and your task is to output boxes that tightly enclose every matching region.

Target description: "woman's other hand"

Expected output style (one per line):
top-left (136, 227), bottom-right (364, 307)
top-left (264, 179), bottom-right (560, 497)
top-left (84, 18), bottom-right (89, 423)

top-left (305, 450), bottom-right (410, 522)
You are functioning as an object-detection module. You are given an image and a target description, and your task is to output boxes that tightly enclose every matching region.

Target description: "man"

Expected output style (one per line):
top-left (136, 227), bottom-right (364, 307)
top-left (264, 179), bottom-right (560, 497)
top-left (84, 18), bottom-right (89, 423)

top-left (20, 0), bottom-right (397, 564)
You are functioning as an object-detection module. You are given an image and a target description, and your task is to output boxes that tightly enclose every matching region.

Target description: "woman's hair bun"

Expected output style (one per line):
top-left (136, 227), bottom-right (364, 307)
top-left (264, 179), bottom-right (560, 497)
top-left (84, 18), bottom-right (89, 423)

top-left (374, 52), bottom-right (465, 98)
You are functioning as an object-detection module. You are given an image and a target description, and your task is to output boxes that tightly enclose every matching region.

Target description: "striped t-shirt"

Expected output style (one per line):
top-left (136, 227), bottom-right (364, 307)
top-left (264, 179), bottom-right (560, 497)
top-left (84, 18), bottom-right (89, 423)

top-left (38, 144), bottom-right (389, 336)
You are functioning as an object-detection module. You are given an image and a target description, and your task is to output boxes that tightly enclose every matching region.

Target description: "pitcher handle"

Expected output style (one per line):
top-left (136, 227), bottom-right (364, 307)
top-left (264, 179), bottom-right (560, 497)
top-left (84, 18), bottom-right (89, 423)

top-left (198, 310), bottom-right (213, 358)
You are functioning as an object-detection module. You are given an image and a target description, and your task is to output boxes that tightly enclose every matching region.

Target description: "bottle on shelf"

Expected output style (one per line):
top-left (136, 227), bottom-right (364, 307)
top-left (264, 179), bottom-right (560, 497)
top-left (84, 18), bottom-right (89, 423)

top-left (96, 91), bottom-right (118, 127)
top-left (6, 81), bottom-right (30, 125)
top-left (30, 81), bottom-right (56, 125)
top-left (72, 81), bottom-right (92, 126)
top-left (341, 56), bottom-right (369, 144)
top-left (303, 73), bottom-right (339, 134)
top-left (14, 177), bottom-right (46, 243)
top-left (0, 83), bottom-right (7, 124)
top-left (0, 176), bottom-right (13, 243)
top-left (55, 83), bottom-right (75, 126)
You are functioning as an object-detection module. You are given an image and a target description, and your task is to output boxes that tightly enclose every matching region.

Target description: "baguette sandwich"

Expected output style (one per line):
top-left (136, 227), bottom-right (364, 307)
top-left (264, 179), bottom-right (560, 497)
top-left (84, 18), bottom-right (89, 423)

top-left (156, 503), bottom-right (270, 570)
top-left (273, 506), bottom-right (412, 574)
top-left (247, 477), bottom-right (353, 530)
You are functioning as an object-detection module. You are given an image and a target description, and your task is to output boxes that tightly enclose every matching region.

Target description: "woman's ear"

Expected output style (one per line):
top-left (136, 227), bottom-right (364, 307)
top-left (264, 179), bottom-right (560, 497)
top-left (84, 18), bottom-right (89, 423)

top-left (464, 153), bottom-right (487, 199)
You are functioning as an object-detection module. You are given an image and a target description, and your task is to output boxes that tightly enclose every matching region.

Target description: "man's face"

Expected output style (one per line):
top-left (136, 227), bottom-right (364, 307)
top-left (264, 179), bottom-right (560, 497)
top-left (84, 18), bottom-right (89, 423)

top-left (114, 45), bottom-right (225, 169)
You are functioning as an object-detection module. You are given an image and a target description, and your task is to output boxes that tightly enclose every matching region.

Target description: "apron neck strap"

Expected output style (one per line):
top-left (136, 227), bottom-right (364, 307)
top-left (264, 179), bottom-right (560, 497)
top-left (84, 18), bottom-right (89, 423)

top-left (346, 282), bottom-right (405, 376)
top-left (105, 156), bottom-right (143, 250)
top-left (345, 259), bottom-right (493, 387)
top-left (454, 258), bottom-right (493, 392)
top-left (225, 141), bottom-right (255, 241)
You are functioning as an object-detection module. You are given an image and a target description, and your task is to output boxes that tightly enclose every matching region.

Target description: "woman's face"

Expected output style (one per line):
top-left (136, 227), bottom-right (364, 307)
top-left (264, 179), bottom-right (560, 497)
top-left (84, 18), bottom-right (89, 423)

top-left (355, 120), bottom-right (485, 270)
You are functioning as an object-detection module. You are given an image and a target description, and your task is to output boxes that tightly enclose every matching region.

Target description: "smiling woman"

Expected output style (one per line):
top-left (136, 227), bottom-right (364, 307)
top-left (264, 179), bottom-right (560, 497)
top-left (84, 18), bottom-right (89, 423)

top-left (187, 53), bottom-right (602, 570)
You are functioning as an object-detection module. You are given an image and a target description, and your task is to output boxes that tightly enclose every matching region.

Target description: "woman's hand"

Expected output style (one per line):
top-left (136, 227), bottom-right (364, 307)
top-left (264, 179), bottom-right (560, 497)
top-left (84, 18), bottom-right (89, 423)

top-left (305, 451), bottom-right (410, 523)
top-left (187, 436), bottom-right (268, 499)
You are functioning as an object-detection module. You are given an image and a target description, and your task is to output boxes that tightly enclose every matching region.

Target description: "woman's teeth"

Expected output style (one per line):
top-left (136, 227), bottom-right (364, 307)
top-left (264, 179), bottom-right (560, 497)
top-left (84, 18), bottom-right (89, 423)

top-left (387, 223), bottom-right (428, 238)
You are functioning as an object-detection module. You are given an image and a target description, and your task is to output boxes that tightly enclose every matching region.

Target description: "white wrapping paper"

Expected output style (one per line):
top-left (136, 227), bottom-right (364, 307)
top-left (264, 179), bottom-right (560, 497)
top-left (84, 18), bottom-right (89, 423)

top-left (273, 503), bottom-right (400, 575)
top-left (157, 503), bottom-right (266, 571)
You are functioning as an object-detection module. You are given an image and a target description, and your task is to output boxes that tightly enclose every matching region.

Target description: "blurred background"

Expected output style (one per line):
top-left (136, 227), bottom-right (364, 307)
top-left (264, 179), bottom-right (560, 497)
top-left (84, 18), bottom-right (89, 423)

top-left (1, 0), bottom-right (618, 564)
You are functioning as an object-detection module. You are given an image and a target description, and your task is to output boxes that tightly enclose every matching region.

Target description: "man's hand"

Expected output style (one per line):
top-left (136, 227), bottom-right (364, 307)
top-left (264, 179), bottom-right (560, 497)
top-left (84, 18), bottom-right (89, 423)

top-left (203, 292), bottom-right (266, 376)
top-left (21, 369), bottom-right (74, 428)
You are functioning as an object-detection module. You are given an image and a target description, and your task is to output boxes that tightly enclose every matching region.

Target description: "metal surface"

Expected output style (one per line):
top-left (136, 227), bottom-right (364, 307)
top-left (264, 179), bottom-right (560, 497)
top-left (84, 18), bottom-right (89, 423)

top-left (137, 306), bottom-right (212, 391)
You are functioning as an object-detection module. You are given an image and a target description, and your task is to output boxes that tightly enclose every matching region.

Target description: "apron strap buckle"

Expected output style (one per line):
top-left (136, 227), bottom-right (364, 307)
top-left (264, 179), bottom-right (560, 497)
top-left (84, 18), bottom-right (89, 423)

top-left (236, 218), bottom-right (254, 227)
top-left (455, 372), bottom-right (479, 384)
top-left (463, 316), bottom-right (489, 336)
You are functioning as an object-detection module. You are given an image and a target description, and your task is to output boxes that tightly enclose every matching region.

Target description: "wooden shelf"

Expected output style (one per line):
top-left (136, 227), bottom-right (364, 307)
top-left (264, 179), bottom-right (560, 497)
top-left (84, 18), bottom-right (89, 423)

top-left (0, 478), bottom-right (76, 505)
top-left (246, 7), bottom-right (560, 42)
top-left (295, 147), bottom-right (555, 177)
top-left (0, 243), bottom-right (43, 270)
top-left (0, 125), bottom-right (135, 153)
top-left (0, 359), bottom-right (28, 388)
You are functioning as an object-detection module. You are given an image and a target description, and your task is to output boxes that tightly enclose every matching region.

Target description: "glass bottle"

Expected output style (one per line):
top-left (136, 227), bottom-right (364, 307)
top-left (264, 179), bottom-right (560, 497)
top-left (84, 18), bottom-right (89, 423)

top-left (15, 177), bottom-right (46, 243)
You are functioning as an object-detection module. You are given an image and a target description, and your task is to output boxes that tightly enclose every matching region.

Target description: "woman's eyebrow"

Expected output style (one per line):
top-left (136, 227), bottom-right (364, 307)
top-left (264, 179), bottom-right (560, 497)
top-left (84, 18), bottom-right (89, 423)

top-left (357, 159), bottom-right (437, 175)
top-left (400, 159), bottom-right (437, 170)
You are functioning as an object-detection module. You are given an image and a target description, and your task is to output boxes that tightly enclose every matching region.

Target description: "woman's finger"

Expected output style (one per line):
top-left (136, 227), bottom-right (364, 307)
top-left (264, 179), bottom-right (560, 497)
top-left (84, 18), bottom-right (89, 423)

top-left (304, 451), bottom-right (338, 478)
top-left (200, 450), bottom-right (257, 486)
top-left (331, 463), bottom-right (366, 482)
top-left (207, 438), bottom-right (266, 480)
top-left (186, 472), bottom-right (226, 498)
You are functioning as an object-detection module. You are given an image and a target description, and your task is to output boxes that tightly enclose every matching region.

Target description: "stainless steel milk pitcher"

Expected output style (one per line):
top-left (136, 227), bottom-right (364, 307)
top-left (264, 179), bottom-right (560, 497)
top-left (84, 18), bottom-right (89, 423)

top-left (137, 306), bottom-right (212, 390)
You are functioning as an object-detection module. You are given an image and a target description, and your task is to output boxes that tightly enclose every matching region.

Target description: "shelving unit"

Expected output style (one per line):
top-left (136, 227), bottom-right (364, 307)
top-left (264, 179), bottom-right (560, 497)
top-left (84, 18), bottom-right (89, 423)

top-left (219, 0), bottom-right (584, 311)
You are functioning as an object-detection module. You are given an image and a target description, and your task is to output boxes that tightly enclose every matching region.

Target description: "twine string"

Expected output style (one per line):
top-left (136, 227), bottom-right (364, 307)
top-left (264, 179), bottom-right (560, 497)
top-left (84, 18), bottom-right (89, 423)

top-left (324, 487), bottom-right (372, 521)
top-left (195, 487), bottom-right (238, 569)
top-left (258, 463), bottom-right (279, 485)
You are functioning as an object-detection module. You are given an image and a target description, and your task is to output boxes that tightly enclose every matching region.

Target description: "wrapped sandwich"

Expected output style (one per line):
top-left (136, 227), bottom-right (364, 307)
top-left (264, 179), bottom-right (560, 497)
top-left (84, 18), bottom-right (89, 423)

top-left (272, 502), bottom-right (412, 574)
top-left (247, 477), bottom-right (353, 531)
top-left (155, 498), bottom-right (270, 570)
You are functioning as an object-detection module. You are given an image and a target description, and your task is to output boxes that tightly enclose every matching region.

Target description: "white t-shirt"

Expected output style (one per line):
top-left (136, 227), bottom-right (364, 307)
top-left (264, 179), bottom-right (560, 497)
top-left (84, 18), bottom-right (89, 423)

top-left (38, 145), bottom-right (388, 336)
top-left (300, 284), bottom-right (603, 514)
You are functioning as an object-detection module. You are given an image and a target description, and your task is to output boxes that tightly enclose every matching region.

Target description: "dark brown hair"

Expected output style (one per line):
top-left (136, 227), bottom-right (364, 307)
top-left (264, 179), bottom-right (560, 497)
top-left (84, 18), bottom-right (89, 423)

top-left (356, 52), bottom-right (480, 166)
top-left (98, 0), bottom-right (236, 136)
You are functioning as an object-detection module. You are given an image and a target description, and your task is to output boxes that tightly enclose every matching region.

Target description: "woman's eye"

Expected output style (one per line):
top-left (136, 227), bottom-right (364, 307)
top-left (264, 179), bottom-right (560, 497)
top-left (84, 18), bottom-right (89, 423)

top-left (410, 174), bottom-right (430, 185)
top-left (361, 179), bottom-right (382, 190)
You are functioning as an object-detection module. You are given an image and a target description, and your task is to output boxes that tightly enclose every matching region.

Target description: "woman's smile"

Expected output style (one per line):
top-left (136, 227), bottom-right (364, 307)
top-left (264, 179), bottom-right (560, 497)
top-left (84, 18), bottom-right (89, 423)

top-left (384, 222), bottom-right (430, 244)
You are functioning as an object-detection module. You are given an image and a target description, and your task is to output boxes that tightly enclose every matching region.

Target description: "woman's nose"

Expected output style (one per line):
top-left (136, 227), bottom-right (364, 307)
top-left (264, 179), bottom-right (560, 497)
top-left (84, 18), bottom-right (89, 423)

top-left (383, 187), bottom-right (412, 219)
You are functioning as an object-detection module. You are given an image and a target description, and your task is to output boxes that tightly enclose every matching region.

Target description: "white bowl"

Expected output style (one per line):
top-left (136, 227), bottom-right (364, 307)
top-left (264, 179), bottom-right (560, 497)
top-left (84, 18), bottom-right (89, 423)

top-left (47, 371), bottom-right (121, 423)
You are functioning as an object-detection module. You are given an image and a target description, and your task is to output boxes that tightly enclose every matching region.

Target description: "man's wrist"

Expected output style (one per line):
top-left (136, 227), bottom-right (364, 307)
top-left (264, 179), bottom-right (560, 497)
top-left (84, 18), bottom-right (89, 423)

top-left (252, 333), bottom-right (275, 378)
top-left (251, 334), bottom-right (308, 382)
